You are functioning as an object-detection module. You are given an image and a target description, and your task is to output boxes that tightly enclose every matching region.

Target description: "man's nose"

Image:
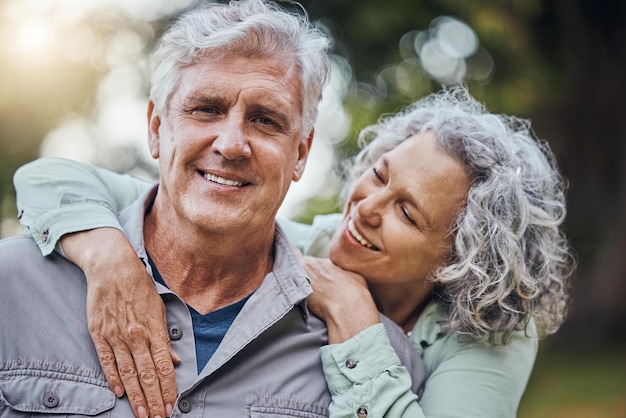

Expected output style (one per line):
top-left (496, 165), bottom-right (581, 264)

top-left (212, 116), bottom-right (252, 160)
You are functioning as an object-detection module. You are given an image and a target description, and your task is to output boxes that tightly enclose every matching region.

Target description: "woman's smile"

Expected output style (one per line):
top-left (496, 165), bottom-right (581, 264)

top-left (347, 218), bottom-right (378, 250)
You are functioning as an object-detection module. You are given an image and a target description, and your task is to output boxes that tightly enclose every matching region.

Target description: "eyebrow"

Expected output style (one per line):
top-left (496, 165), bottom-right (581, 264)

top-left (183, 94), bottom-right (227, 108)
top-left (383, 156), bottom-right (433, 228)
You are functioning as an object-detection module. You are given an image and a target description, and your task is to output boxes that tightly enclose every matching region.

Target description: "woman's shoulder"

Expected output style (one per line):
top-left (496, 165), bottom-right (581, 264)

top-left (413, 304), bottom-right (539, 416)
top-left (410, 301), bottom-right (538, 360)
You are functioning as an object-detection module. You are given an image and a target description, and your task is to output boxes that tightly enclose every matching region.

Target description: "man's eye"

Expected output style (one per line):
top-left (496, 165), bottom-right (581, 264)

top-left (197, 107), bottom-right (218, 114)
top-left (255, 116), bottom-right (276, 126)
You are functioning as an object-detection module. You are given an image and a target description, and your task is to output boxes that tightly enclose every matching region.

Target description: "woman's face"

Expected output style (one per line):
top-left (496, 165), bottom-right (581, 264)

top-left (328, 131), bottom-right (470, 286)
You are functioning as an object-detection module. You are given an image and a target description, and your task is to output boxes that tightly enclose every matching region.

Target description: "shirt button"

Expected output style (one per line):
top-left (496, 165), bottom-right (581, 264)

top-left (43, 391), bottom-right (59, 408)
top-left (179, 397), bottom-right (192, 413)
top-left (357, 406), bottom-right (368, 417)
top-left (345, 358), bottom-right (358, 369)
top-left (41, 229), bottom-right (49, 243)
top-left (169, 325), bottom-right (183, 341)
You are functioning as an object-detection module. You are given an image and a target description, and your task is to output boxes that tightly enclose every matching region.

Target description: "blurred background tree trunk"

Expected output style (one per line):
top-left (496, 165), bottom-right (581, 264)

top-left (532, 0), bottom-right (626, 348)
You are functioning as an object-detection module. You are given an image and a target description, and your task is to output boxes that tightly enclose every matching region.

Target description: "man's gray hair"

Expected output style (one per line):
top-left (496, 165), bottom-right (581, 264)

top-left (150, 0), bottom-right (331, 134)
top-left (343, 85), bottom-right (575, 345)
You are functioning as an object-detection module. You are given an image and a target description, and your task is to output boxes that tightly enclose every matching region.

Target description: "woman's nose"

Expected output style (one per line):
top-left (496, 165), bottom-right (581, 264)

top-left (356, 192), bottom-right (383, 228)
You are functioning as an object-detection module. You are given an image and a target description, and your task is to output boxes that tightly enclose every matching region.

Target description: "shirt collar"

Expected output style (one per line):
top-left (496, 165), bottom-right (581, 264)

top-left (410, 300), bottom-right (447, 355)
top-left (118, 185), bottom-right (156, 262)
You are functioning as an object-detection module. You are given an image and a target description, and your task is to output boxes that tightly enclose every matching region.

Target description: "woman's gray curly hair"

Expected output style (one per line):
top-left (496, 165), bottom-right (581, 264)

top-left (343, 85), bottom-right (575, 346)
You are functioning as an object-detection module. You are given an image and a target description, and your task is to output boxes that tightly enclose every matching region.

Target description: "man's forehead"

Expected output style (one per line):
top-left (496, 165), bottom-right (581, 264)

top-left (189, 52), bottom-right (301, 81)
top-left (174, 60), bottom-right (303, 111)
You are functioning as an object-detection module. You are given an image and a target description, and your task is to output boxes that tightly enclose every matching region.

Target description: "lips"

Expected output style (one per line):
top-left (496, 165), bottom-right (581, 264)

top-left (347, 219), bottom-right (378, 250)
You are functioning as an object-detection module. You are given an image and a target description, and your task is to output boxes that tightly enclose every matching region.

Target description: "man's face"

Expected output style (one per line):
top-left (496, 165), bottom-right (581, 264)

top-left (147, 53), bottom-right (312, 237)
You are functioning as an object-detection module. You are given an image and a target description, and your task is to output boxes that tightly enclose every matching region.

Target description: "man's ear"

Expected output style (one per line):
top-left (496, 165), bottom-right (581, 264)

top-left (147, 100), bottom-right (161, 159)
top-left (292, 128), bottom-right (315, 182)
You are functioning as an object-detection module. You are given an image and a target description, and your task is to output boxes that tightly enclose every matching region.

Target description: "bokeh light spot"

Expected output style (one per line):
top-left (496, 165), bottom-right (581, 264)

top-left (15, 18), bottom-right (53, 55)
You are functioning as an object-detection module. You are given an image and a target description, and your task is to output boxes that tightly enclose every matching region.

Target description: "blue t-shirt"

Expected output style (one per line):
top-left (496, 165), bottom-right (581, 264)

top-left (148, 255), bottom-right (250, 373)
top-left (187, 299), bottom-right (248, 372)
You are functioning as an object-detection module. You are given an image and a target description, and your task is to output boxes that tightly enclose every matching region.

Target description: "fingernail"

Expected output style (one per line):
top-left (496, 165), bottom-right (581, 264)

top-left (138, 406), bottom-right (148, 418)
top-left (114, 386), bottom-right (124, 397)
top-left (166, 404), bottom-right (173, 416)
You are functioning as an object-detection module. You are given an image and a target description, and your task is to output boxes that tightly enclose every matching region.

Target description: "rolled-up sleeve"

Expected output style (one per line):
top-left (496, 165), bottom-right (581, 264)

top-left (13, 157), bottom-right (152, 256)
top-left (320, 323), bottom-right (425, 418)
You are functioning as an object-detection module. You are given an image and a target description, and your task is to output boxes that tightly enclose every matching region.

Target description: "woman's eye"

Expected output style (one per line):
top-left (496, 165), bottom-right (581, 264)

top-left (372, 167), bottom-right (384, 182)
top-left (401, 207), bottom-right (417, 225)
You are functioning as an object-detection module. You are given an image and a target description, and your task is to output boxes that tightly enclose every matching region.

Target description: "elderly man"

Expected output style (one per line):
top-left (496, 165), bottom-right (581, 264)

top-left (0, 1), bottom-right (423, 417)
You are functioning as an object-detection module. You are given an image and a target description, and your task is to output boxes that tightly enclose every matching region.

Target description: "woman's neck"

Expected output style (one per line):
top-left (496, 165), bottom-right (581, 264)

top-left (369, 282), bottom-right (435, 334)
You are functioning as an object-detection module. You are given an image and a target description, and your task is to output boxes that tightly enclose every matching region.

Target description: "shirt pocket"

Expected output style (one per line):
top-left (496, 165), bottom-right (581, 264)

top-left (246, 395), bottom-right (329, 418)
top-left (0, 374), bottom-right (115, 417)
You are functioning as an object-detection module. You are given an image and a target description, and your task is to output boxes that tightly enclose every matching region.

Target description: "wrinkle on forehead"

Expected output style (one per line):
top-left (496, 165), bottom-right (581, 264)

top-left (175, 53), bottom-right (303, 113)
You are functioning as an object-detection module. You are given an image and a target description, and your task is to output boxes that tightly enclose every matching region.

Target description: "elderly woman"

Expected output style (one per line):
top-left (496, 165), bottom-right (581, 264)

top-left (13, 85), bottom-right (574, 417)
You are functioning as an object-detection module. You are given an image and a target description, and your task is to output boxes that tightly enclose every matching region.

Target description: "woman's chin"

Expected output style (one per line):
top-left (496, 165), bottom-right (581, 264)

top-left (328, 251), bottom-right (361, 276)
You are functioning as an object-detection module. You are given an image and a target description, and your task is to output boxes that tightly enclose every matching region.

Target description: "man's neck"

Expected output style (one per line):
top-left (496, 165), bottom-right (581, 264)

top-left (143, 208), bottom-right (275, 315)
